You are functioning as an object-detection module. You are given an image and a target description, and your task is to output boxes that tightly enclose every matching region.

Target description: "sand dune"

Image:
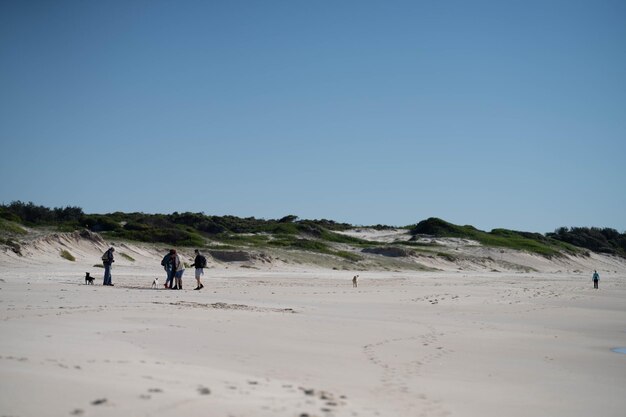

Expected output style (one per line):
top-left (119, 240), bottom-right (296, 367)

top-left (1, 232), bottom-right (625, 416)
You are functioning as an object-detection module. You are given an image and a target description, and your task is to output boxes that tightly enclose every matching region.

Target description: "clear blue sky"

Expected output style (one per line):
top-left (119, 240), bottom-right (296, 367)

top-left (1, 0), bottom-right (625, 233)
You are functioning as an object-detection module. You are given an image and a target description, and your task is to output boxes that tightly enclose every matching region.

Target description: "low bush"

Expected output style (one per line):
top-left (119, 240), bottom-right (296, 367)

top-left (60, 250), bottom-right (76, 261)
top-left (437, 252), bottom-right (457, 262)
top-left (0, 219), bottom-right (27, 235)
top-left (333, 250), bottom-right (362, 262)
top-left (120, 252), bottom-right (135, 262)
top-left (83, 215), bottom-right (122, 232)
top-left (1, 238), bottom-right (22, 255)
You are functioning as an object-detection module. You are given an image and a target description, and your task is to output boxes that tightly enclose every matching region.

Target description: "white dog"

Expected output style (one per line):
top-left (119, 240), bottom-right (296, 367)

top-left (151, 277), bottom-right (159, 289)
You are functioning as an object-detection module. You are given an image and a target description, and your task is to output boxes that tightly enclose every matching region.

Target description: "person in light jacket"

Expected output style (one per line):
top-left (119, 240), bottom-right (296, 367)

top-left (172, 249), bottom-right (185, 290)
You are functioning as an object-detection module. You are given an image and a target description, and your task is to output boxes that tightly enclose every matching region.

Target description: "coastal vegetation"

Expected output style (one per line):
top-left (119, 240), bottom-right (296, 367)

top-left (1, 201), bottom-right (624, 259)
top-left (547, 226), bottom-right (626, 257)
top-left (409, 217), bottom-right (584, 258)
top-left (119, 252), bottom-right (135, 262)
top-left (60, 249), bottom-right (76, 261)
top-left (0, 218), bottom-right (27, 235)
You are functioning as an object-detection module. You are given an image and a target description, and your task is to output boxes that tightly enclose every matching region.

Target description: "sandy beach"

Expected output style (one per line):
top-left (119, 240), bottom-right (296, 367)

top-left (1, 235), bottom-right (626, 417)
top-left (3, 1), bottom-right (625, 415)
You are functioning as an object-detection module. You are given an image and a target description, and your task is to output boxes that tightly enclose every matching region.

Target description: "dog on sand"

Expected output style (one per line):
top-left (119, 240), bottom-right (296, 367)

top-left (151, 277), bottom-right (159, 289)
top-left (85, 272), bottom-right (94, 285)
top-left (352, 275), bottom-right (359, 288)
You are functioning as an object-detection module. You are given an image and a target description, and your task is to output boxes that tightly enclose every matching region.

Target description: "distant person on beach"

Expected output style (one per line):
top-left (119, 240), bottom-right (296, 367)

top-left (190, 249), bottom-right (207, 290)
top-left (161, 250), bottom-right (174, 288)
top-left (101, 247), bottom-right (115, 286)
top-left (172, 249), bottom-right (185, 290)
top-left (353, 274), bottom-right (359, 288)
top-left (592, 270), bottom-right (600, 289)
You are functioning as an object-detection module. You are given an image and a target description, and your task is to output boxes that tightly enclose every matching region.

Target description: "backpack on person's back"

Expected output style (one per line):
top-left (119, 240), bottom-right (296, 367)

top-left (101, 248), bottom-right (114, 264)
top-left (197, 255), bottom-right (207, 268)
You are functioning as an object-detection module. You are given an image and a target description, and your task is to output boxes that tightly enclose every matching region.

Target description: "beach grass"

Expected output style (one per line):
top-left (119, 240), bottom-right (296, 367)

top-left (60, 249), bottom-right (76, 261)
top-left (120, 252), bottom-right (135, 262)
top-left (0, 219), bottom-right (27, 235)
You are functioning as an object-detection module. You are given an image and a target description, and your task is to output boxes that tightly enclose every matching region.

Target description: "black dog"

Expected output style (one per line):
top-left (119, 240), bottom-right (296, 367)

top-left (85, 272), bottom-right (94, 285)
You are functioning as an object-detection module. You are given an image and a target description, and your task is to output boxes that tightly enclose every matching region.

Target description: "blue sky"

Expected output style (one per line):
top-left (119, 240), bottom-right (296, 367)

top-left (1, 0), bottom-right (625, 233)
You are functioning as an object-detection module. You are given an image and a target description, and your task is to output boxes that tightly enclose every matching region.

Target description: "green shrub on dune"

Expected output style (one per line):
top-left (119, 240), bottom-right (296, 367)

top-left (120, 252), bottom-right (135, 262)
top-left (60, 250), bottom-right (76, 261)
top-left (0, 219), bottom-right (27, 235)
top-left (410, 218), bottom-right (580, 258)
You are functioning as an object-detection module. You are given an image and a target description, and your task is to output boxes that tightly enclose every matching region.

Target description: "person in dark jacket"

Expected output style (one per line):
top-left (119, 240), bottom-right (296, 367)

top-left (162, 250), bottom-right (175, 288)
top-left (592, 270), bottom-right (600, 289)
top-left (190, 249), bottom-right (206, 290)
top-left (102, 247), bottom-right (115, 286)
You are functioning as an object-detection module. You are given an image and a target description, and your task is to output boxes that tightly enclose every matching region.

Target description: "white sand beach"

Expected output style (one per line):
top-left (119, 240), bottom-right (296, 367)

top-left (1, 233), bottom-right (626, 417)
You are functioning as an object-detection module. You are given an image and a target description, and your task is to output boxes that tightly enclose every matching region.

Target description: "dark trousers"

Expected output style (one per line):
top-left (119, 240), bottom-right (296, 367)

top-left (593, 279), bottom-right (598, 289)
top-left (165, 268), bottom-right (174, 288)
top-left (103, 264), bottom-right (112, 285)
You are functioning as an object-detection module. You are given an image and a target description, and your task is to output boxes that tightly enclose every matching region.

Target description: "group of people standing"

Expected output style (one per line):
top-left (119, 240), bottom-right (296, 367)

top-left (100, 247), bottom-right (207, 290)
top-left (161, 248), bottom-right (207, 290)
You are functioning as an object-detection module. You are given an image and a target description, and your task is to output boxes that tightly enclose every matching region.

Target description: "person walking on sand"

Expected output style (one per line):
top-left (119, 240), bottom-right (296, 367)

top-left (191, 249), bottom-right (207, 290)
top-left (172, 249), bottom-right (185, 290)
top-left (161, 250), bottom-right (174, 288)
top-left (592, 270), bottom-right (600, 289)
top-left (102, 247), bottom-right (115, 286)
